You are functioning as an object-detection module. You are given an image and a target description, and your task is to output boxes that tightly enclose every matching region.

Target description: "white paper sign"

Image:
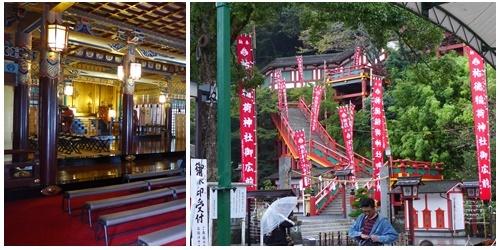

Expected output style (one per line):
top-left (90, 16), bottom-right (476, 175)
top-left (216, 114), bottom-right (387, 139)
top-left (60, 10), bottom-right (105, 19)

top-left (209, 185), bottom-right (247, 219)
top-left (191, 159), bottom-right (208, 246)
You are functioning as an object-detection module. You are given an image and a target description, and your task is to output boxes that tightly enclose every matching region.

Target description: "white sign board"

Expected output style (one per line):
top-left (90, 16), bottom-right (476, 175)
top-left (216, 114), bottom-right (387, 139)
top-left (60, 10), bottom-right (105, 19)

top-left (209, 185), bottom-right (248, 219)
top-left (191, 159), bottom-right (208, 246)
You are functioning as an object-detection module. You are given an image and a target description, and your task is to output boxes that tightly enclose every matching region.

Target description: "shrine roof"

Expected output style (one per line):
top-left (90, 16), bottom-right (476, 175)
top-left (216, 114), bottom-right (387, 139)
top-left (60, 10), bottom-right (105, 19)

top-left (260, 49), bottom-right (354, 73)
top-left (390, 179), bottom-right (462, 194)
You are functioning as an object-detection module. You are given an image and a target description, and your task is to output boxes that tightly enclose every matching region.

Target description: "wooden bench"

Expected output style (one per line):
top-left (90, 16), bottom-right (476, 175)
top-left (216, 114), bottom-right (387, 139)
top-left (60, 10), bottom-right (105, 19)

top-left (165, 185), bottom-right (186, 200)
top-left (82, 187), bottom-right (180, 229)
top-left (145, 175), bottom-right (186, 191)
top-left (123, 168), bottom-right (184, 183)
top-left (96, 198), bottom-right (186, 246)
top-left (137, 223), bottom-right (186, 246)
top-left (62, 181), bottom-right (149, 216)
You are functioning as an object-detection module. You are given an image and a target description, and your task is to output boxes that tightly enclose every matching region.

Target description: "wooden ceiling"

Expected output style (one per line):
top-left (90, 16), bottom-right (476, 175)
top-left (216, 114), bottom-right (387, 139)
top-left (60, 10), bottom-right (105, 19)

top-left (4, 2), bottom-right (186, 93)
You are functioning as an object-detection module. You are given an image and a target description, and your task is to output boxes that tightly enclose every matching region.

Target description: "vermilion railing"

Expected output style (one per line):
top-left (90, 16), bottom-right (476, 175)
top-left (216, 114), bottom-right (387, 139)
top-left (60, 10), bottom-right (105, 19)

top-left (296, 97), bottom-right (373, 178)
top-left (326, 65), bottom-right (369, 83)
top-left (274, 97), bottom-right (443, 216)
top-left (271, 113), bottom-right (299, 158)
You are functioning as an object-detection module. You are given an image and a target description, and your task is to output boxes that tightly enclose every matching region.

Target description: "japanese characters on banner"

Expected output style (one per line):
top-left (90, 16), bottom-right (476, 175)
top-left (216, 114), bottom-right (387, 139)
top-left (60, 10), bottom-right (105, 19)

top-left (237, 34), bottom-right (257, 191)
top-left (275, 71), bottom-right (283, 111)
top-left (191, 159), bottom-right (208, 246)
top-left (310, 86), bottom-right (323, 132)
top-left (294, 129), bottom-right (310, 188)
top-left (275, 70), bottom-right (289, 119)
top-left (337, 104), bottom-right (356, 179)
top-left (371, 76), bottom-right (385, 203)
top-left (353, 46), bottom-right (363, 69)
top-left (296, 55), bottom-right (304, 86)
top-left (467, 46), bottom-right (491, 200)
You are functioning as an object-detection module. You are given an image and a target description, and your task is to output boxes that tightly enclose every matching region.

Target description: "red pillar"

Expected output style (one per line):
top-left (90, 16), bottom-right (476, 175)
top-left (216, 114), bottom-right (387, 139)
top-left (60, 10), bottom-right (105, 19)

top-left (310, 194), bottom-right (316, 216)
top-left (361, 76), bottom-right (367, 110)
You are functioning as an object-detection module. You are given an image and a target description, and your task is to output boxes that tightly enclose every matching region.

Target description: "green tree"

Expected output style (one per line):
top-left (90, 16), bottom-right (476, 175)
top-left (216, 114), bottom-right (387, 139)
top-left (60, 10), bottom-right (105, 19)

top-left (191, 2), bottom-right (286, 182)
top-left (349, 187), bottom-right (370, 218)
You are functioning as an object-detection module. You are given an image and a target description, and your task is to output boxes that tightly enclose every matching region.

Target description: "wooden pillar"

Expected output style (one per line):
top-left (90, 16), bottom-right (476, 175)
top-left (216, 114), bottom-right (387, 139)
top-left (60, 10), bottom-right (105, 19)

top-left (120, 44), bottom-right (136, 156)
top-left (121, 93), bottom-right (134, 155)
top-left (13, 22), bottom-right (33, 161)
top-left (38, 6), bottom-right (61, 186)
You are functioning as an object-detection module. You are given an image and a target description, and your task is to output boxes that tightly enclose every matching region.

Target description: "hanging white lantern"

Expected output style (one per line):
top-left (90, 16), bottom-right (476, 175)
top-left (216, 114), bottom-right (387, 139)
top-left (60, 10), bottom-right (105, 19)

top-left (159, 94), bottom-right (166, 103)
top-left (64, 85), bottom-right (73, 96)
top-left (129, 62), bottom-right (142, 80)
top-left (117, 65), bottom-right (124, 81)
top-left (47, 23), bottom-right (68, 52)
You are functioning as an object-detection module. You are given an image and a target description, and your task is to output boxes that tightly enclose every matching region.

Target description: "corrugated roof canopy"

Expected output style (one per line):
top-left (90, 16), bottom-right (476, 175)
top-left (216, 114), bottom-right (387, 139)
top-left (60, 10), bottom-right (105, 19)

top-left (395, 2), bottom-right (496, 69)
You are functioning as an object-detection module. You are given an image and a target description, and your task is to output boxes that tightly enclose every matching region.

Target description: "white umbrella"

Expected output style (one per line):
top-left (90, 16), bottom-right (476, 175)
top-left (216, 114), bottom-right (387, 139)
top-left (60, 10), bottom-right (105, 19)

top-left (260, 196), bottom-right (298, 246)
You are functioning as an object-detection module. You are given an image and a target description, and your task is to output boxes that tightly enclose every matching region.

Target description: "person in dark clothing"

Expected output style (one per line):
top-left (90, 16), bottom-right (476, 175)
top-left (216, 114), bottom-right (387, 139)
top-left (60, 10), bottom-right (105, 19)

top-left (264, 214), bottom-right (295, 246)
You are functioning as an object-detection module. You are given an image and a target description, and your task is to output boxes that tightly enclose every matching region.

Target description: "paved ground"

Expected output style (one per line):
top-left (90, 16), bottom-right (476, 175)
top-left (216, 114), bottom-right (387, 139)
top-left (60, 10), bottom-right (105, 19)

top-left (414, 236), bottom-right (494, 246)
top-left (293, 214), bottom-right (495, 246)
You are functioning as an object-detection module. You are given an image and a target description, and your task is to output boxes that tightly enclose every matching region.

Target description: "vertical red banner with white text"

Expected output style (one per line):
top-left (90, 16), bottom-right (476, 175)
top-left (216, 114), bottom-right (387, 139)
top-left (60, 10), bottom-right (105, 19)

top-left (338, 104), bottom-right (356, 180)
top-left (296, 55), bottom-right (304, 87)
top-left (371, 76), bottom-right (385, 203)
top-left (294, 129), bottom-right (310, 188)
top-left (467, 47), bottom-right (491, 200)
top-left (275, 70), bottom-right (283, 111)
top-left (310, 86), bottom-right (323, 133)
top-left (353, 46), bottom-right (362, 69)
top-left (237, 35), bottom-right (257, 191)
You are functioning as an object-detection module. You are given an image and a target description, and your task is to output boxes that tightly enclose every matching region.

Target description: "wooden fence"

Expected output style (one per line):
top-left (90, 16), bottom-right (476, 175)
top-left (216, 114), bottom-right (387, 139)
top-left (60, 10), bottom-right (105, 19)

top-left (317, 231), bottom-right (409, 246)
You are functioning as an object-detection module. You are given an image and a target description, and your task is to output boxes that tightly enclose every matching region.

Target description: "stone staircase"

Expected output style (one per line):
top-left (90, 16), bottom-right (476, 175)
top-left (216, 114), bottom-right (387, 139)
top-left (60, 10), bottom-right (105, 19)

top-left (287, 108), bottom-right (323, 149)
top-left (319, 188), bottom-right (351, 215)
top-left (297, 215), bottom-right (355, 240)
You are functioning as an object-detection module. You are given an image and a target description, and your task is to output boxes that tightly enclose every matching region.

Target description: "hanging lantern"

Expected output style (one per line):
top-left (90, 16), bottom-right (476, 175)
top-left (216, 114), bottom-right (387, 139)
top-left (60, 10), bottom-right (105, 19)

top-left (117, 65), bottom-right (124, 81)
top-left (108, 109), bottom-right (116, 121)
top-left (159, 93), bottom-right (166, 103)
top-left (129, 62), bottom-right (142, 80)
top-left (64, 85), bottom-right (73, 96)
top-left (46, 23), bottom-right (69, 52)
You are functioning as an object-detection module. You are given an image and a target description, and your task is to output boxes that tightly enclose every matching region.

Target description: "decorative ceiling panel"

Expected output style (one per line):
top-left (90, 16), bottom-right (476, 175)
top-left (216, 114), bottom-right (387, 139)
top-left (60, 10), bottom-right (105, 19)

top-left (4, 2), bottom-right (186, 90)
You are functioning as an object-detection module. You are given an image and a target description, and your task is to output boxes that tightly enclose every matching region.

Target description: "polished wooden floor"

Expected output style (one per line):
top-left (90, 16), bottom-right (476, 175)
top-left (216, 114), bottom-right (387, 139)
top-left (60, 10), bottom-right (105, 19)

top-left (56, 136), bottom-right (185, 185)
top-left (5, 136), bottom-right (186, 200)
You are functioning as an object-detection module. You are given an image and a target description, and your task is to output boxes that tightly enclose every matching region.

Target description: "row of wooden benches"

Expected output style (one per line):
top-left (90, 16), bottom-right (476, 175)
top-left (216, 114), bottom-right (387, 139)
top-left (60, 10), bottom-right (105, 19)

top-left (62, 172), bottom-right (186, 246)
top-left (63, 168), bottom-right (185, 215)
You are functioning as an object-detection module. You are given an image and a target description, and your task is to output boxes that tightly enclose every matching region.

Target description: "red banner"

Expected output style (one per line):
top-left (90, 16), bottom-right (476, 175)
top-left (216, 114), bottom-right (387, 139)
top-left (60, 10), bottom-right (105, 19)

top-left (371, 76), bottom-right (385, 203)
top-left (338, 104), bottom-right (356, 178)
top-left (294, 129), bottom-right (310, 188)
top-left (310, 86), bottom-right (323, 132)
top-left (237, 34), bottom-right (257, 191)
top-left (467, 46), bottom-right (491, 200)
top-left (275, 70), bottom-right (283, 111)
top-left (353, 46), bottom-right (362, 69)
top-left (296, 55), bottom-right (304, 86)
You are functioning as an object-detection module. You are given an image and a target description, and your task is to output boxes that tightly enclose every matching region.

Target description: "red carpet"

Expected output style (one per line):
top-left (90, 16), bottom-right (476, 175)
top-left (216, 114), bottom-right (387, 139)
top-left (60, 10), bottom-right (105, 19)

top-left (4, 192), bottom-right (186, 246)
